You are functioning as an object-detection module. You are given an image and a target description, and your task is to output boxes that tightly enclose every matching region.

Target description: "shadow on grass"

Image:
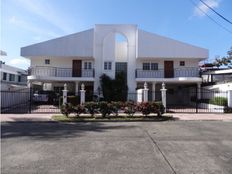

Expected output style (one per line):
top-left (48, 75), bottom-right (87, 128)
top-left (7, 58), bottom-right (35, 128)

top-left (52, 115), bottom-right (179, 122)
top-left (1, 122), bottom-right (138, 140)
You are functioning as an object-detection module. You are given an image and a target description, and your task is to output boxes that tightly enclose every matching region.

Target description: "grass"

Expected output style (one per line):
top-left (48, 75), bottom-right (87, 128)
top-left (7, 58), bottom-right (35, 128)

top-left (52, 114), bottom-right (176, 122)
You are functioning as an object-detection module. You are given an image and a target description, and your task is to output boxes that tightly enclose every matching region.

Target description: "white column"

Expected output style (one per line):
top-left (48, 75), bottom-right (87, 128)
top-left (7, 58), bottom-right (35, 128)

top-left (80, 83), bottom-right (86, 105)
top-left (27, 80), bottom-right (32, 88)
top-left (160, 82), bottom-right (167, 112)
top-left (75, 81), bottom-right (79, 96)
top-left (197, 83), bottom-right (201, 99)
top-left (228, 90), bottom-right (232, 108)
top-left (62, 83), bottom-right (68, 105)
top-left (152, 82), bottom-right (156, 101)
top-left (143, 82), bottom-right (149, 102)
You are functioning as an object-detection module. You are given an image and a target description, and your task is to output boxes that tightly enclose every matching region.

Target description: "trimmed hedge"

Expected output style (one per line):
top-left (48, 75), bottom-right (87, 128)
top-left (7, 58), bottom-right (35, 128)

top-left (209, 97), bottom-right (227, 106)
top-left (60, 101), bottom-right (164, 117)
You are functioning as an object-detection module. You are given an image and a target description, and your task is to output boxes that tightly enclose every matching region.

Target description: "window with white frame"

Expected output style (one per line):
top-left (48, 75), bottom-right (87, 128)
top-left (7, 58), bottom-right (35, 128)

top-left (151, 63), bottom-right (158, 70)
top-left (180, 61), bottom-right (185, 66)
top-left (104, 61), bottom-right (112, 70)
top-left (84, 62), bottom-right (92, 69)
top-left (9, 74), bottom-right (15, 81)
top-left (143, 63), bottom-right (158, 70)
top-left (143, 63), bottom-right (150, 70)
top-left (45, 59), bottom-right (50, 64)
top-left (3, 72), bottom-right (7, 80)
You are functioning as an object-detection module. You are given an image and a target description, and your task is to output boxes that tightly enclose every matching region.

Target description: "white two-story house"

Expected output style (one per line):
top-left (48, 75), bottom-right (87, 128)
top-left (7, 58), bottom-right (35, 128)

top-left (21, 24), bottom-right (208, 103)
top-left (0, 61), bottom-right (27, 91)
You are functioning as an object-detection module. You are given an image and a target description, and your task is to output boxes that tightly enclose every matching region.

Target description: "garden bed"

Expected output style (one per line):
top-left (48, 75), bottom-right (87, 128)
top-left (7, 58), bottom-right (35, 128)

top-left (52, 114), bottom-right (175, 122)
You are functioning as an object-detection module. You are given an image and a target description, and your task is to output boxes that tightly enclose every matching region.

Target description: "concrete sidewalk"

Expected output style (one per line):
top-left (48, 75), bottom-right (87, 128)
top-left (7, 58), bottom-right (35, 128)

top-left (0, 114), bottom-right (54, 122)
top-left (1, 113), bottom-right (232, 122)
top-left (172, 113), bottom-right (232, 121)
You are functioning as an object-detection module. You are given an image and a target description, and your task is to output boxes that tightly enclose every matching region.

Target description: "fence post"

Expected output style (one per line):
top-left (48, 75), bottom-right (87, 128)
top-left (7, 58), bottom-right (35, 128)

top-left (80, 83), bottom-right (86, 105)
top-left (160, 82), bottom-right (167, 113)
top-left (29, 87), bottom-right (32, 113)
top-left (228, 90), bottom-right (232, 108)
top-left (196, 87), bottom-right (198, 113)
top-left (143, 82), bottom-right (149, 102)
top-left (62, 83), bottom-right (68, 105)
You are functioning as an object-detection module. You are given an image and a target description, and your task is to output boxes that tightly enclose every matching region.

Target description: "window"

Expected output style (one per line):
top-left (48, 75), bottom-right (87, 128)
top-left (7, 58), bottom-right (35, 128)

top-left (143, 63), bottom-right (158, 70)
top-left (180, 61), bottom-right (185, 66)
top-left (3, 72), bottom-right (7, 80)
top-left (84, 62), bottom-right (92, 70)
top-left (45, 59), bottom-right (50, 64)
top-left (18, 76), bottom-right (21, 82)
top-left (104, 62), bottom-right (112, 70)
top-left (151, 63), bottom-right (158, 70)
top-left (143, 63), bottom-right (150, 70)
top-left (9, 74), bottom-right (15, 81)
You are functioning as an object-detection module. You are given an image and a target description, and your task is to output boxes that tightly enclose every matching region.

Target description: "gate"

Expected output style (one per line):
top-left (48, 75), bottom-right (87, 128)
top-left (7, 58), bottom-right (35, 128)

top-left (1, 89), bottom-right (61, 114)
top-left (166, 88), bottom-right (228, 113)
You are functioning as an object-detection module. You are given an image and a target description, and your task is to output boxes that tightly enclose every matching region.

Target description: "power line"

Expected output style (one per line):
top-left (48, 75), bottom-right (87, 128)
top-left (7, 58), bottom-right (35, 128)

top-left (199, 0), bottom-right (232, 25)
top-left (189, 0), bottom-right (232, 35)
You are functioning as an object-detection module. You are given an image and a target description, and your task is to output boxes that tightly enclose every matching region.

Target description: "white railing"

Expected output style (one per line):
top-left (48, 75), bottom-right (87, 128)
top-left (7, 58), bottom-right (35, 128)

top-left (136, 69), bottom-right (164, 78)
top-left (29, 66), bottom-right (94, 78)
top-left (136, 67), bottom-right (199, 78)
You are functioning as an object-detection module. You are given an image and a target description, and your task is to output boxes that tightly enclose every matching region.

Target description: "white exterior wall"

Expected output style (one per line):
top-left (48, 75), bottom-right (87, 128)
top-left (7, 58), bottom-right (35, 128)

top-left (31, 57), bottom-right (94, 69)
top-left (115, 42), bottom-right (128, 61)
top-left (93, 24), bottom-right (137, 92)
top-left (136, 59), bottom-right (200, 69)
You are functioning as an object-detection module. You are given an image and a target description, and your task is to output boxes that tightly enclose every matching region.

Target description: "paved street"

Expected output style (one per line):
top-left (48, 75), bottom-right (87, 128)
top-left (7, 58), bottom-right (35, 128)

top-left (1, 121), bottom-right (232, 174)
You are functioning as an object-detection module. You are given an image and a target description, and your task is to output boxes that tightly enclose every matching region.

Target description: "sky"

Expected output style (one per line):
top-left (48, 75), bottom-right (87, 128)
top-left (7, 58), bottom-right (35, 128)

top-left (0, 0), bottom-right (232, 69)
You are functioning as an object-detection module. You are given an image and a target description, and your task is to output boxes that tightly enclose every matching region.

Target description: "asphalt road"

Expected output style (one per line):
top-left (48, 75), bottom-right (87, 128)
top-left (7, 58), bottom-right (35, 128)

top-left (1, 121), bottom-right (232, 174)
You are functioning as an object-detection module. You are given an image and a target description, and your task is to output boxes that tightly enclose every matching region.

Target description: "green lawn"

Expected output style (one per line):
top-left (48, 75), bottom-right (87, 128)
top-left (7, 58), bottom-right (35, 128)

top-left (52, 114), bottom-right (175, 122)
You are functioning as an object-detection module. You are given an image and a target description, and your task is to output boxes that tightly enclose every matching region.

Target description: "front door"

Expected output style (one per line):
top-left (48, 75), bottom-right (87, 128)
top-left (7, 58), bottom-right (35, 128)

top-left (72, 60), bottom-right (82, 77)
top-left (164, 61), bottom-right (174, 78)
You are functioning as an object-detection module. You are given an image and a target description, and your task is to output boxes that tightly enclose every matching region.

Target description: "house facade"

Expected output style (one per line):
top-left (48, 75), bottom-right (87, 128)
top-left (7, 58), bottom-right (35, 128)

top-left (0, 61), bottom-right (27, 91)
top-left (21, 24), bottom-right (208, 103)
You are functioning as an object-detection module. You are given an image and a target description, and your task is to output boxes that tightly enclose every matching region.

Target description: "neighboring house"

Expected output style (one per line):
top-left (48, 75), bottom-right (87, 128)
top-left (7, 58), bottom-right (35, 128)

top-left (21, 24), bottom-right (208, 104)
top-left (202, 68), bottom-right (232, 91)
top-left (0, 61), bottom-right (27, 91)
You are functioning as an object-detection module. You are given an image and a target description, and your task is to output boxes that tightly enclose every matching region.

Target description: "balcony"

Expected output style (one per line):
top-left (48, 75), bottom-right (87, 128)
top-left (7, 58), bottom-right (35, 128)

top-left (29, 66), bottom-right (94, 78)
top-left (135, 67), bottom-right (199, 78)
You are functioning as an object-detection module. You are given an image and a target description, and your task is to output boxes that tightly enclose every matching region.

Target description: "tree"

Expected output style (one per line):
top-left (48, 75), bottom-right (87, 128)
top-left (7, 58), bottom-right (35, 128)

top-left (100, 72), bottom-right (128, 101)
top-left (213, 47), bottom-right (232, 68)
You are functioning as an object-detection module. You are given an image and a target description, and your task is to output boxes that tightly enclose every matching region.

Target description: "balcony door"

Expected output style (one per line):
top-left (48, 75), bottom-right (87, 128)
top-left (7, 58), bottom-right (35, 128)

top-left (72, 60), bottom-right (82, 77)
top-left (164, 61), bottom-right (174, 78)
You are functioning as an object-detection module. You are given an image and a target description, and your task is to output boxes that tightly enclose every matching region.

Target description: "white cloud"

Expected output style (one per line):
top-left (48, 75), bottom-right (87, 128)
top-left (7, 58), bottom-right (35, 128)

top-left (9, 58), bottom-right (30, 69)
top-left (194, 0), bottom-right (219, 17)
top-left (9, 16), bottom-right (59, 38)
top-left (15, 0), bottom-right (74, 34)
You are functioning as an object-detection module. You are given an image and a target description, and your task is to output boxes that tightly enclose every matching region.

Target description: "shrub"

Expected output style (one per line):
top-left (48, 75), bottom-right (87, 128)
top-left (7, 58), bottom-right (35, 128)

top-left (150, 101), bottom-right (164, 117)
top-left (98, 101), bottom-right (113, 117)
top-left (84, 102), bottom-right (99, 117)
top-left (137, 102), bottom-right (152, 116)
top-left (124, 101), bottom-right (136, 116)
top-left (111, 101), bottom-right (123, 116)
top-left (209, 97), bottom-right (227, 106)
top-left (73, 104), bottom-right (85, 117)
top-left (60, 103), bottom-right (73, 117)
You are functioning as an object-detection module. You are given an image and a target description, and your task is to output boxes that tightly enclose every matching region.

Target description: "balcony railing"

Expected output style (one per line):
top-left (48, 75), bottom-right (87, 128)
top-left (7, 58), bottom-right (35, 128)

top-left (136, 67), bottom-right (199, 78)
top-left (29, 66), bottom-right (94, 78)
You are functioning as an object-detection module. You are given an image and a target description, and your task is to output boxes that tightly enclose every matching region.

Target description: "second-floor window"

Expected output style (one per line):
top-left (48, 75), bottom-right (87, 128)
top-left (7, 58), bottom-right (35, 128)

top-left (180, 61), bottom-right (185, 66)
top-left (3, 72), bottom-right (7, 80)
top-left (18, 76), bottom-right (21, 82)
top-left (84, 62), bottom-right (92, 70)
top-left (9, 74), bottom-right (15, 81)
top-left (143, 63), bottom-right (158, 70)
top-left (104, 62), bottom-right (112, 70)
top-left (45, 59), bottom-right (50, 64)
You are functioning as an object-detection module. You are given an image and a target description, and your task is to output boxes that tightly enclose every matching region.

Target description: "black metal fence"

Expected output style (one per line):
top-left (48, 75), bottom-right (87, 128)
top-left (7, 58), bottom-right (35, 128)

top-left (0, 88), bottom-right (229, 114)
